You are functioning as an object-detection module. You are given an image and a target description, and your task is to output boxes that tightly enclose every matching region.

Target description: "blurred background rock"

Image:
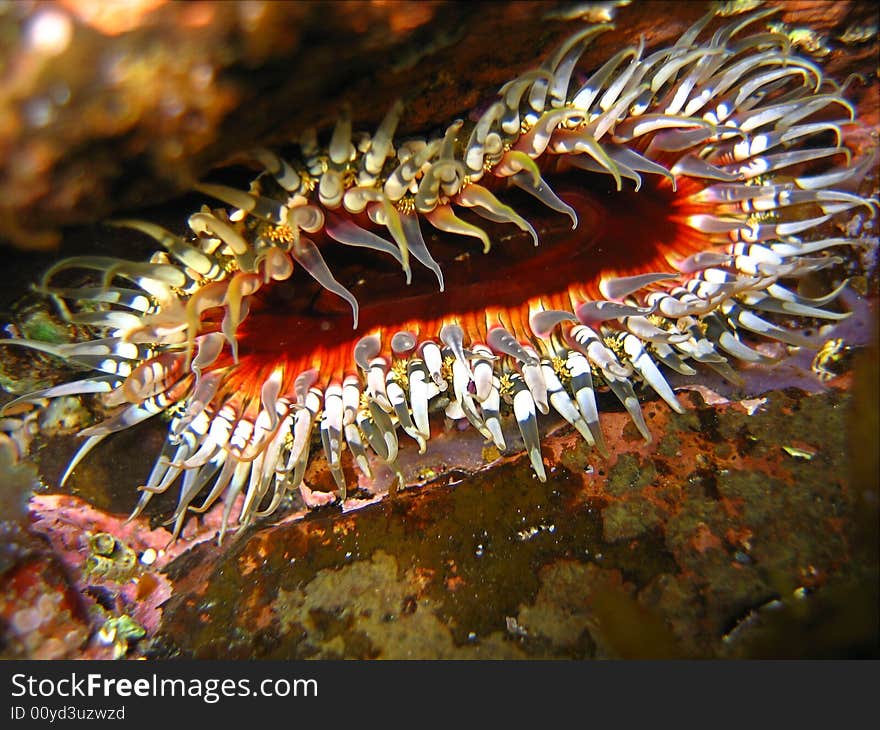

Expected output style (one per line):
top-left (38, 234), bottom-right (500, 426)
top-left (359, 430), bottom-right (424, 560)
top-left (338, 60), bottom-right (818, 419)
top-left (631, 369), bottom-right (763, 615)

top-left (0, 0), bottom-right (876, 250)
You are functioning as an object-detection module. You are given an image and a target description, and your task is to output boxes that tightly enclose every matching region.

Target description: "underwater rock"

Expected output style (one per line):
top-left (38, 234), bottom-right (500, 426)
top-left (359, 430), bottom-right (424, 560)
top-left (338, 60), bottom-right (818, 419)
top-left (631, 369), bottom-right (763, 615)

top-left (0, 1), bottom-right (875, 248)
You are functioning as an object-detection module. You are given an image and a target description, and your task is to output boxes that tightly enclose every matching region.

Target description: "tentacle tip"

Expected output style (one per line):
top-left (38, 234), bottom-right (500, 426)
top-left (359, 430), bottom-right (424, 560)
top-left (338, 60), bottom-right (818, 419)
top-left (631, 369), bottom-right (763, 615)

top-left (125, 501), bottom-right (145, 523)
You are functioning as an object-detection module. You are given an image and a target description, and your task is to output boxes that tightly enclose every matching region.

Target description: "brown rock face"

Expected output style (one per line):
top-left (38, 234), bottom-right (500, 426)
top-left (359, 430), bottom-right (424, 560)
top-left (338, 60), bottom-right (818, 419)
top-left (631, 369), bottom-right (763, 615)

top-left (0, 0), bottom-right (876, 248)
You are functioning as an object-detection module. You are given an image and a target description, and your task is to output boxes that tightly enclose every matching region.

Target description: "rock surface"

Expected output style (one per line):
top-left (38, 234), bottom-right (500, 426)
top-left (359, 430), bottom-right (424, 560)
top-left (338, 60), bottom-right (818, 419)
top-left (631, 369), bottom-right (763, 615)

top-left (0, 0), bottom-right (876, 248)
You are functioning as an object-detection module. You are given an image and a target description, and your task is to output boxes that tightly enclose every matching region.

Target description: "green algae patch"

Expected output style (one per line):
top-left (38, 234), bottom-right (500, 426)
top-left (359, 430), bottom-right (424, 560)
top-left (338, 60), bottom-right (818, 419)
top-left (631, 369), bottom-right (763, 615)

top-left (606, 453), bottom-right (657, 497)
top-left (602, 499), bottom-right (663, 542)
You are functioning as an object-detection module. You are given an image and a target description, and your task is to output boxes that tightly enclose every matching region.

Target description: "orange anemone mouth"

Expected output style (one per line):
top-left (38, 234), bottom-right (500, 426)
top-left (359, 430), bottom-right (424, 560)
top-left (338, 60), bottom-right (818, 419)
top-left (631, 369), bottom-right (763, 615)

top-left (217, 168), bottom-right (698, 392)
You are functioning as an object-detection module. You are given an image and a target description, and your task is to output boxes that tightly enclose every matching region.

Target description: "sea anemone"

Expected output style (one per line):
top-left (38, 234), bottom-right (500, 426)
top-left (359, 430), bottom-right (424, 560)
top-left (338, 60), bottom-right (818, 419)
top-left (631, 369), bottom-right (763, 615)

top-left (2, 6), bottom-right (876, 541)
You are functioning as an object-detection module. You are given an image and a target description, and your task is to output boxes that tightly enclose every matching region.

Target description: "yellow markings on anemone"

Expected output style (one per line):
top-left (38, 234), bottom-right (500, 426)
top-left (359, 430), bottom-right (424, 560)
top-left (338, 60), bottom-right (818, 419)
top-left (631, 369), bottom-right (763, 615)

top-left (169, 284), bottom-right (190, 300)
top-left (299, 171), bottom-right (318, 194)
top-left (395, 196), bottom-right (416, 215)
top-left (390, 359), bottom-right (409, 388)
top-left (603, 334), bottom-right (626, 361)
top-left (647, 313), bottom-right (671, 330)
top-left (551, 356), bottom-right (572, 385)
top-left (341, 167), bottom-right (358, 189)
top-left (497, 372), bottom-right (514, 400)
top-left (440, 355), bottom-right (455, 384)
top-left (265, 224), bottom-right (296, 247)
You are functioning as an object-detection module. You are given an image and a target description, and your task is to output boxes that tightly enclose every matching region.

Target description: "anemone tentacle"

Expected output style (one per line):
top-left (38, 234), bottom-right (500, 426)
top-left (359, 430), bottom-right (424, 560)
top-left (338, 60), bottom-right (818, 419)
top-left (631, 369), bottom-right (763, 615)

top-left (2, 7), bottom-right (876, 540)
